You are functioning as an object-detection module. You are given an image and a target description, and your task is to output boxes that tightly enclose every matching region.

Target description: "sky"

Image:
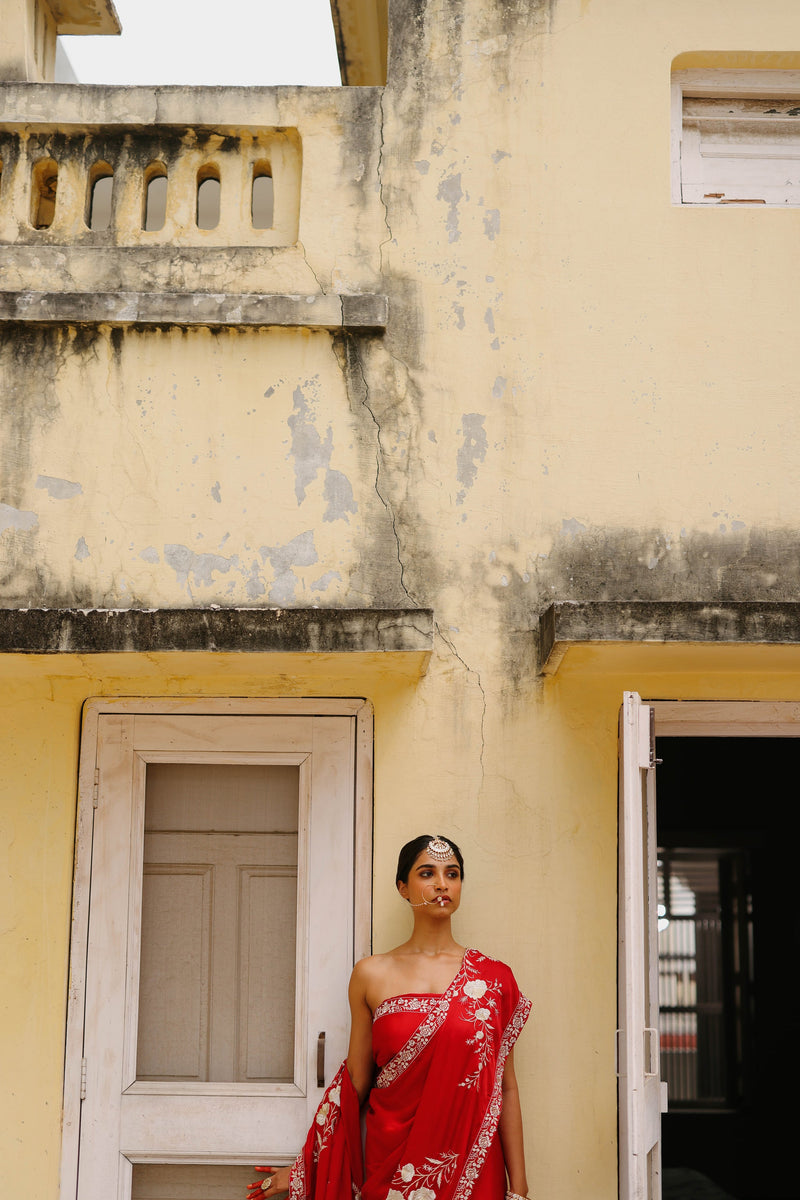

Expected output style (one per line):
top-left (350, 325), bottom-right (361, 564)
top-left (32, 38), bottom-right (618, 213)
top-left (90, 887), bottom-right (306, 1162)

top-left (59, 0), bottom-right (342, 87)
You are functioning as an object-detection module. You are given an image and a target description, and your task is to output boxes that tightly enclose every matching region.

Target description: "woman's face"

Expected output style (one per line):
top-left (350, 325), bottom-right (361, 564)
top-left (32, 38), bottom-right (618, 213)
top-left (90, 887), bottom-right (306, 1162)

top-left (398, 848), bottom-right (463, 913)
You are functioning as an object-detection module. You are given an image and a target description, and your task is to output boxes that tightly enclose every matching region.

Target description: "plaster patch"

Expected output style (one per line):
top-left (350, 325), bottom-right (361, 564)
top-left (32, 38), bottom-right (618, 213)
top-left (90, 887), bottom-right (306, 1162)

top-left (437, 172), bottom-right (463, 243)
top-left (311, 570), bottom-right (342, 591)
top-left (260, 530), bottom-right (318, 605)
top-left (164, 543), bottom-right (235, 590)
top-left (36, 474), bottom-right (82, 499)
top-left (456, 414), bottom-right (488, 505)
top-left (0, 503), bottom-right (38, 534)
top-left (561, 517), bottom-right (587, 539)
top-left (74, 537), bottom-right (90, 561)
top-left (415, 160), bottom-right (430, 175)
top-left (483, 209), bottom-right (501, 240)
top-left (287, 384), bottom-right (333, 502)
top-left (245, 560), bottom-right (266, 600)
top-left (323, 469), bottom-right (358, 523)
top-left (139, 546), bottom-right (160, 564)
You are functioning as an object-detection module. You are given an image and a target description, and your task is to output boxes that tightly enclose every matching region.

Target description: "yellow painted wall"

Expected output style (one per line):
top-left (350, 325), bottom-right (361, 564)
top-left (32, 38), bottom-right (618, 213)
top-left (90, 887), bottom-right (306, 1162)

top-left (5, 1), bottom-right (800, 1198)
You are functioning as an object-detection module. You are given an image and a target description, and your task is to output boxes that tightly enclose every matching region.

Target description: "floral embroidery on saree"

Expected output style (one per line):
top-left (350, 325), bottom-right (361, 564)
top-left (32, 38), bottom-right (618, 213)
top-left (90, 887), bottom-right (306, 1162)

top-left (374, 954), bottom-right (470, 1089)
top-left (451, 992), bottom-right (532, 1200)
top-left (373, 994), bottom-right (441, 1023)
top-left (288, 950), bottom-right (530, 1200)
top-left (386, 1151), bottom-right (460, 1200)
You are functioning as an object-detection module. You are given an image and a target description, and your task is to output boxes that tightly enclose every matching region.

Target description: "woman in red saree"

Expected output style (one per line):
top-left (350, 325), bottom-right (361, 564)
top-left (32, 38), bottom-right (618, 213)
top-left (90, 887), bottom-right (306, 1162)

top-left (248, 835), bottom-right (531, 1200)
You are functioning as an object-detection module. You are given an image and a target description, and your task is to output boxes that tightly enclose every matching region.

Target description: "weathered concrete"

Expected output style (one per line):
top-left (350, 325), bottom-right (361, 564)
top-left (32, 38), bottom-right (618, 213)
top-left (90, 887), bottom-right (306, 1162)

top-left (538, 601), bottom-right (800, 673)
top-left (0, 605), bottom-right (433, 654)
top-left (0, 291), bottom-right (388, 329)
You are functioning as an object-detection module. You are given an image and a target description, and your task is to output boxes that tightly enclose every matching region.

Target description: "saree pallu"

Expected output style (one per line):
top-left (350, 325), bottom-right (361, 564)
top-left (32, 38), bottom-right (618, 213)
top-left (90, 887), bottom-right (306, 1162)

top-left (289, 950), bottom-right (531, 1200)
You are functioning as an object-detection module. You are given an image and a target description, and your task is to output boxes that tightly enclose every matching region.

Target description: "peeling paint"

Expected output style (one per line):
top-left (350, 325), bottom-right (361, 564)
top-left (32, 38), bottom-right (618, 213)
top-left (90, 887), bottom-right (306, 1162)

top-left (561, 517), bottom-right (588, 539)
top-left (436, 172), bottom-right (463, 243)
top-left (484, 308), bottom-right (495, 334)
top-left (287, 382), bottom-right (336, 505)
top-left (483, 209), bottom-right (501, 240)
top-left (74, 537), bottom-right (90, 561)
top-left (0, 503), bottom-right (38, 534)
top-left (492, 376), bottom-right (507, 399)
top-left (35, 474), bottom-right (82, 499)
top-left (210, 481), bottom-right (221, 503)
top-left (323, 469), bottom-right (358, 523)
top-left (164, 543), bottom-right (235, 590)
top-left (311, 569), bottom-right (342, 591)
top-left (260, 530), bottom-right (318, 605)
top-left (456, 413), bottom-right (488, 504)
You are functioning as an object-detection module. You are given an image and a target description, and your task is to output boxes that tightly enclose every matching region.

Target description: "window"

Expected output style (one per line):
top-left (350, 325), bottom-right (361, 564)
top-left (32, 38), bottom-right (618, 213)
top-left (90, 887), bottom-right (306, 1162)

top-left (196, 165), bottom-right (221, 229)
top-left (61, 699), bottom-right (372, 1200)
top-left (252, 162), bottom-right (274, 229)
top-left (657, 849), bottom-right (752, 1109)
top-left (86, 162), bottom-right (114, 231)
top-left (142, 162), bottom-right (168, 231)
top-left (672, 70), bottom-right (800, 205)
top-left (31, 156), bottom-right (58, 228)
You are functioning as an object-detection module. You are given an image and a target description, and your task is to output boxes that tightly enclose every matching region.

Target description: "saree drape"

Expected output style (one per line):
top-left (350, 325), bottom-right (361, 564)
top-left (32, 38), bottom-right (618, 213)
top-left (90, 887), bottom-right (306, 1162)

top-left (289, 949), bottom-right (531, 1200)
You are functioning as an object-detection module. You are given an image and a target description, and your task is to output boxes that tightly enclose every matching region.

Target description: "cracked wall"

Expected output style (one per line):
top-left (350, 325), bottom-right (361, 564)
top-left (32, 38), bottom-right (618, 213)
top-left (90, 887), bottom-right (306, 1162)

top-left (7, 4), bottom-right (800, 1199)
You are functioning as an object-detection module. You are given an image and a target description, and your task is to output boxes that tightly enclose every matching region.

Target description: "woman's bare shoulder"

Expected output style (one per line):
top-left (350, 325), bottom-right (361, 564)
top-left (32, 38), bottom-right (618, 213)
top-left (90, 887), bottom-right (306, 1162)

top-left (351, 951), bottom-right (396, 984)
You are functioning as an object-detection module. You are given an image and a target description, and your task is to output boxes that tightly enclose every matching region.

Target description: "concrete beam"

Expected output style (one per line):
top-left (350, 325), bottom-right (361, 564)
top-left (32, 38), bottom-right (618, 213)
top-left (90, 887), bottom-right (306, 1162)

top-left (0, 291), bottom-right (388, 329)
top-left (0, 606), bottom-right (433, 655)
top-left (538, 600), bottom-right (800, 673)
top-left (50, 1), bottom-right (121, 36)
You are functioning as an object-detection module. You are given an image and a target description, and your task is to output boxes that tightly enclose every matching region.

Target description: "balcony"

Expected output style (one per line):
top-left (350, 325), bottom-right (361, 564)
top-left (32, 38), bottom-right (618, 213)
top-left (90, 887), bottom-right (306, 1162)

top-left (0, 82), bottom-right (387, 329)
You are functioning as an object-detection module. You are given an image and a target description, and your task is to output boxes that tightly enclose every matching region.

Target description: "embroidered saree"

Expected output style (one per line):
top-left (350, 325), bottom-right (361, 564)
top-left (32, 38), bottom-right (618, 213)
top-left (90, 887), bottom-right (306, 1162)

top-left (289, 949), bottom-right (531, 1200)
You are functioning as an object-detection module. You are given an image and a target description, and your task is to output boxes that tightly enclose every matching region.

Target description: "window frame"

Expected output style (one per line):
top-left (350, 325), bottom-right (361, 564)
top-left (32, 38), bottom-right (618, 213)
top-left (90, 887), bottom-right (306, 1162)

top-left (671, 68), bottom-right (800, 206)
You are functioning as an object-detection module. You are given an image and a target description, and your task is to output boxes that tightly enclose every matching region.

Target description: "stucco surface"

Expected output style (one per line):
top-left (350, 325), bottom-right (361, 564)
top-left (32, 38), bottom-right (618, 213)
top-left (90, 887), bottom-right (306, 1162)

top-left (5, 2), bottom-right (800, 1198)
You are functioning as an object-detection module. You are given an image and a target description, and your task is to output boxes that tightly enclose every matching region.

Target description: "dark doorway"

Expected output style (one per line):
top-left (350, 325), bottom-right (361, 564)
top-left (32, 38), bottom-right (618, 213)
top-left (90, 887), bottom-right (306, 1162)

top-left (656, 737), bottom-right (798, 1200)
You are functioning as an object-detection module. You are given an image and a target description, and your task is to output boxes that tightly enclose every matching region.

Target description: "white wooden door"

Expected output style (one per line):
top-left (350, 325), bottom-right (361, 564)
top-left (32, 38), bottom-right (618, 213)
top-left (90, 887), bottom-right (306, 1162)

top-left (618, 692), bottom-right (666, 1200)
top-left (73, 711), bottom-right (360, 1200)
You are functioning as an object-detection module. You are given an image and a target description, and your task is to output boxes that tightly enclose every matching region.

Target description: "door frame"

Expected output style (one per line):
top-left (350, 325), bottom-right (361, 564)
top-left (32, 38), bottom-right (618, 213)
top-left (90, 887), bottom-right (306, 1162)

top-left (60, 696), bottom-right (373, 1199)
top-left (618, 697), bottom-right (800, 1198)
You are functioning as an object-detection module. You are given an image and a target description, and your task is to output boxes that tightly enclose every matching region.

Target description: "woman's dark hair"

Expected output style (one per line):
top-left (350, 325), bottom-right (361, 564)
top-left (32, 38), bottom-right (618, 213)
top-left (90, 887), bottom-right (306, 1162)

top-left (396, 834), bottom-right (465, 884)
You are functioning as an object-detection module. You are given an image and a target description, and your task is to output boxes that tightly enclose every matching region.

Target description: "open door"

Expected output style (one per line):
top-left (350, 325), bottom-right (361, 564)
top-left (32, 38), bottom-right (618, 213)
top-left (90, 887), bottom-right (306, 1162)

top-left (618, 692), bottom-right (666, 1200)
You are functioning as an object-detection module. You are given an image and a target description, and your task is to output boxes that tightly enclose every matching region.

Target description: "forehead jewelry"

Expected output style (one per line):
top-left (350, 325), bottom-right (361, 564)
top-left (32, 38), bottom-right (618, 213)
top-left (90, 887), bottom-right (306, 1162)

top-left (426, 836), bottom-right (454, 861)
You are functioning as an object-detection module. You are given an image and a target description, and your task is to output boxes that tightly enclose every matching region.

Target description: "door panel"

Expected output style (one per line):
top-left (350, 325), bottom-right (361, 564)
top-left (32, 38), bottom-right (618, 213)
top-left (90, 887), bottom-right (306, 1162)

top-left (618, 692), bottom-right (664, 1200)
top-left (75, 713), bottom-right (357, 1200)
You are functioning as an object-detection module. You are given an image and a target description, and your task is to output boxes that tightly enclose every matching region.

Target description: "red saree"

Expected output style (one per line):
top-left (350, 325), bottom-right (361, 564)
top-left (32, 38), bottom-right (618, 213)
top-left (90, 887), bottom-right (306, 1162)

top-left (289, 949), bottom-right (531, 1200)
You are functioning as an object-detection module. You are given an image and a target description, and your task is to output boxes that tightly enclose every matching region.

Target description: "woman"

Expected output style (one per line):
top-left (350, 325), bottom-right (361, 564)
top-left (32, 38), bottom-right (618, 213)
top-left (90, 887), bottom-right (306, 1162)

top-left (248, 834), bottom-right (531, 1200)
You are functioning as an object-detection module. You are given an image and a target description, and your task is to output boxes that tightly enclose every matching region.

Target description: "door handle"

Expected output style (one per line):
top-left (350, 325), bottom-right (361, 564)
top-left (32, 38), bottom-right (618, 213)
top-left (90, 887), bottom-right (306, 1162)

top-left (317, 1032), bottom-right (326, 1088)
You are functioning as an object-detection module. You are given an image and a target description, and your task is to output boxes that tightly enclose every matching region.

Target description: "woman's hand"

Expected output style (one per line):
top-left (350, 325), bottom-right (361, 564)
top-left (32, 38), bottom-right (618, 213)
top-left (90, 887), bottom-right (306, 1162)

top-left (246, 1165), bottom-right (291, 1198)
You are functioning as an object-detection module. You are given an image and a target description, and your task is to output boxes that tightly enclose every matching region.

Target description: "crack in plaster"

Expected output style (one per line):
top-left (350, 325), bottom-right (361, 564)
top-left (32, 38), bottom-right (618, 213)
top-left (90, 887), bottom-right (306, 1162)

top-left (436, 623), bottom-right (487, 783)
top-left (298, 240), bottom-right (328, 295)
top-left (335, 333), bottom-right (487, 786)
top-left (341, 335), bottom-right (413, 604)
top-left (377, 88), bottom-right (393, 272)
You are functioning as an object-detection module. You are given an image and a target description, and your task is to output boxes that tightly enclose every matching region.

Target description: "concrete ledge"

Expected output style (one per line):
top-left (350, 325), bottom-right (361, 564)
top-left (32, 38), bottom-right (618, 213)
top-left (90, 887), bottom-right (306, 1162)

top-left (538, 601), bottom-right (800, 673)
top-left (0, 292), bottom-right (388, 330)
top-left (0, 607), bottom-right (433, 655)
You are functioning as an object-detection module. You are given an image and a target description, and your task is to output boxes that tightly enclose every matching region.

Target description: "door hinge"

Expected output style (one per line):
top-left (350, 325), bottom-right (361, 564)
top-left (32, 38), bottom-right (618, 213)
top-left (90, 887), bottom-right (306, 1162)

top-left (642, 705), bottom-right (666, 772)
top-left (92, 767), bottom-right (100, 808)
top-left (80, 1057), bottom-right (87, 1101)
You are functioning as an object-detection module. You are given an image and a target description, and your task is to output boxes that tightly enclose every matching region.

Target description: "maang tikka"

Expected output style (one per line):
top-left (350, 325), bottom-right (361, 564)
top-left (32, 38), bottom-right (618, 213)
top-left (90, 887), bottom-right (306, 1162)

top-left (426, 836), bottom-right (454, 861)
